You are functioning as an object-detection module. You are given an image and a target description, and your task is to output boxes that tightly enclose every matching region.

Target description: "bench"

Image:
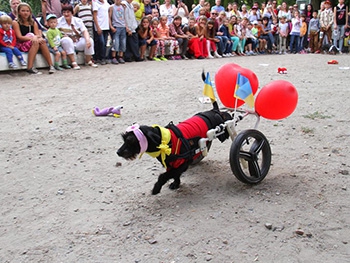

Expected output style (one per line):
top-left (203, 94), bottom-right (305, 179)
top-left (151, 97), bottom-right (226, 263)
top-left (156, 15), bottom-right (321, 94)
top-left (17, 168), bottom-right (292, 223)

top-left (0, 51), bottom-right (85, 72)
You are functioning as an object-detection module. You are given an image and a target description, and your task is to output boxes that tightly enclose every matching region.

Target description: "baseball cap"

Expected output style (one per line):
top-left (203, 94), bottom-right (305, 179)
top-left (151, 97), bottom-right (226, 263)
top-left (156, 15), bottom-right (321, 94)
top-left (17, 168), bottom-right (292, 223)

top-left (252, 20), bottom-right (258, 25)
top-left (46, 14), bottom-right (57, 20)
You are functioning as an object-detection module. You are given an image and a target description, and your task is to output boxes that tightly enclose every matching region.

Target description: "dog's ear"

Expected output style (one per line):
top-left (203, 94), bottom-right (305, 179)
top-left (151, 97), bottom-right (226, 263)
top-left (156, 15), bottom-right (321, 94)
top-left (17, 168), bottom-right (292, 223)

top-left (139, 126), bottom-right (162, 151)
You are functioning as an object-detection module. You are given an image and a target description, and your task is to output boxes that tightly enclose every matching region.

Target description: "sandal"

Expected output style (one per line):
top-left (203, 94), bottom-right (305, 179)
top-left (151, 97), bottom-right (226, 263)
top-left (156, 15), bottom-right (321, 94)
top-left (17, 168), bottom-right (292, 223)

top-left (72, 62), bottom-right (81, 70)
top-left (87, 61), bottom-right (98, 68)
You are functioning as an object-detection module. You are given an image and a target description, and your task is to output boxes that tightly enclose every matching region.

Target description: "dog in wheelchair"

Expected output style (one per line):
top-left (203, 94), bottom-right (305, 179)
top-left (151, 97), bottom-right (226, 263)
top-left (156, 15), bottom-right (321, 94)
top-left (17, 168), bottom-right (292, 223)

top-left (117, 101), bottom-right (234, 195)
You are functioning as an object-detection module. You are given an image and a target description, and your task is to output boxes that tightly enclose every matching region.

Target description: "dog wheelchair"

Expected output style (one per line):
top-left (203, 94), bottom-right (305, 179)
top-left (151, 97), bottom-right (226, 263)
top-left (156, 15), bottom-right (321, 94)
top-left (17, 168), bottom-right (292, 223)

top-left (194, 107), bottom-right (271, 185)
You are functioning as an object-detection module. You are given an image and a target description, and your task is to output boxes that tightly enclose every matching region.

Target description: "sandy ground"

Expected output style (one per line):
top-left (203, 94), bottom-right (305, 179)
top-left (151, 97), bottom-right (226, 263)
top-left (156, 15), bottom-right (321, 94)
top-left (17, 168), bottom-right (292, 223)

top-left (0, 53), bottom-right (350, 263)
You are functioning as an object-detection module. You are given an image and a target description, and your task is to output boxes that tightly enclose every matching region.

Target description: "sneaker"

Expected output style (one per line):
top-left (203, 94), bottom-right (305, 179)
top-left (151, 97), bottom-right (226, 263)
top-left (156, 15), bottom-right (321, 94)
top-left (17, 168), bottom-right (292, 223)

top-left (62, 64), bottom-right (71, 69)
top-left (49, 66), bottom-right (56, 74)
top-left (152, 57), bottom-right (161, 61)
top-left (112, 58), bottom-right (119, 64)
top-left (159, 56), bottom-right (168, 61)
top-left (20, 60), bottom-right (27, 67)
top-left (27, 67), bottom-right (42, 75)
top-left (181, 55), bottom-right (189, 60)
top-left (118, 57), bottom-right (125, 64)
top-left (100, 59), bottom-right (107, 65)
top-left (175, 55), bottom-right (182, 60)
top-left (135, 57), bottom-right (145, 62)
top-left (9, 62), bottom-right (17, 69)
top-left (197, 56), bottom-right (205, 59)
top-left (54, 65), bottom-right (64, 71)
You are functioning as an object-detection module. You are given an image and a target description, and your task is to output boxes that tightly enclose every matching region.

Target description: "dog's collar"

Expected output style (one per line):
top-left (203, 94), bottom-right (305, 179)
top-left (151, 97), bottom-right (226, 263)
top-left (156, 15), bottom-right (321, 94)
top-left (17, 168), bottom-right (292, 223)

top-left (126, 124), bottom-right (148, 154)
top-left (146, 125), bottom-right (171, 168)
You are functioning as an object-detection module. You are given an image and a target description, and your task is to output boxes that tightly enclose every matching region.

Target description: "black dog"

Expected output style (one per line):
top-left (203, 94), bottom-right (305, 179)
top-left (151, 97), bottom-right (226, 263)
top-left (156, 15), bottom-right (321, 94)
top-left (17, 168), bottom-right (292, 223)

top-left (117, 102), bottom-right (232, 195)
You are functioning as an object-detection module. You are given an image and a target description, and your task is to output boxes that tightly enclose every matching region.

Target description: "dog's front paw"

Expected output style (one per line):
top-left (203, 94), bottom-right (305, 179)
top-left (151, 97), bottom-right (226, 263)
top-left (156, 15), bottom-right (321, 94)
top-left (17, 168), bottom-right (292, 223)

top-left (152, 183), bottom-right (161, 195)
top-left (169, 182), bottom-right (180, 190)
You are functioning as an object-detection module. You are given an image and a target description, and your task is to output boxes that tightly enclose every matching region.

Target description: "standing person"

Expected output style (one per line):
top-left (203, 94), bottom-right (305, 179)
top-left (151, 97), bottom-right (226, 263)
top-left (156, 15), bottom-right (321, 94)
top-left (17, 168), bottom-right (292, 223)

top-left (0, 14), bottom-right (27, 69)
top-left (278, 15), bottom-right (289, 54)
top-left (333, 0), bottom-right (348, 53)
top-left (159, 0), bottom-right (176, 25)
top-left (109, 0), bottom-right (126, 64)
top-left (12, 3), bottom-right (55, 74)
top-left (74, 0), bottom-right (94, 39)
top-left (299, 14), bottom-right (307, 53)
top-left (318, 0), bottom-right (333, 52)
top-left (58, 4), bottom-right (98, 69)
top-left (211, 0), bottom-right (225, 13)
top-left (278, 2), bottom-right (291, 21)
top-left (92, 0), bottom-right (110, 65)
top-left (122, 0), bottom-right (143, 61)
top-left (289, 10), bottom-right (302, 54)
top-left (189, 0), bottom-right (204, 19)
top-left (308, 10), bottom-right (320, 53)
top-left (174, 0), bottom-right (189, 25)
top-left (41, 0), bottom-right (67, 28)
top-left (46, 14), bottom-right (71, 70)
top-left (169, 15), bottom-right (189, 59)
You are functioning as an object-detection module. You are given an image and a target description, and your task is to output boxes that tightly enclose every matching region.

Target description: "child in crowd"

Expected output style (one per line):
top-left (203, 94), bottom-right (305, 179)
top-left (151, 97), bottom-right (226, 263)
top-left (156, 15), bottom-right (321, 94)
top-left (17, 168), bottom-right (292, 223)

top-left (308, 10), bottom-right (320, 53)
top-left (256, 19), bottom-right (267, 53)
top-left (74, 0), bottom-right (94, 39)
top-left (150, 18), bottom-right (167, 60)
top-left (0, 14), bottom-right (26, 69)
top-left (245, 22), bottom-right (258, 55)
top-left (271, 17), bottom-right (279, 53)
top-left (218, 18), bottom-right (233, 56)
top-left (158, 15), bottom-right (179, 59)
top-left (109, 0), bottom-right (126, 64)
top-left (169, 15), bottom-right (189, 59)
top-left (299, 14), bottom-right (307, 53)
top-left (134, 0), bottom-right (145, 25)
top-left (46, 14), bottom-right (71, 70)
top-left (137, 16), bottom-right (157, 60)
top-left (260, 16), bottom-right (275, 53)
top-left (278, 15), bottom-right (289, 54)
top-left (229, 15), bottom-right (240, 55)
top-left (184, 16), bottom-right (205, 59)
top-left (206, 19), bottom-right (221, 58)
top-left (196, 15), bottom-right (209, 58)
top-left (317, 0), bottom-right (333, 53)
top-left (289, 10), bottom-right (301, 53)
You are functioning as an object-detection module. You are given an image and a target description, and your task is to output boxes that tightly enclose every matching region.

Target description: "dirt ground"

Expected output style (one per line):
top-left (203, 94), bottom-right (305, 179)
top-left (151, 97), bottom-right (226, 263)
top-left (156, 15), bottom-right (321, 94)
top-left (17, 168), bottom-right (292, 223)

top-left (0, 53), bottom-right (349, 263)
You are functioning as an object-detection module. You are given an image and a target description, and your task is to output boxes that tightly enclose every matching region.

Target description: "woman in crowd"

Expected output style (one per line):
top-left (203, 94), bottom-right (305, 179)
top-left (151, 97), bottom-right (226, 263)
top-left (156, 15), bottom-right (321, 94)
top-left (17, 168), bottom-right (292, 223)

top-left (58, 4), bottom-right (97, 69)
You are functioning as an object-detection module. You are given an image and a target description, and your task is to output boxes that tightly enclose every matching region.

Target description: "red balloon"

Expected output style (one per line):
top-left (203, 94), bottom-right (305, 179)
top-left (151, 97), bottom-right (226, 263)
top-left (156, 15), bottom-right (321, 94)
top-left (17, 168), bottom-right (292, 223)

top-left (215, 63), bottom-right (259, 108)
top-left (255, 80), bottom-right (298, 120)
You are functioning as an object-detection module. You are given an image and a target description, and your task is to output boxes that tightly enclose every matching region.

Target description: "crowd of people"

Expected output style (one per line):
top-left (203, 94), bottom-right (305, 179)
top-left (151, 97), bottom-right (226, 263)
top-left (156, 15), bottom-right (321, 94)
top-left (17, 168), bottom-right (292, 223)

top-left (0, 0), bottom-right (349, 74)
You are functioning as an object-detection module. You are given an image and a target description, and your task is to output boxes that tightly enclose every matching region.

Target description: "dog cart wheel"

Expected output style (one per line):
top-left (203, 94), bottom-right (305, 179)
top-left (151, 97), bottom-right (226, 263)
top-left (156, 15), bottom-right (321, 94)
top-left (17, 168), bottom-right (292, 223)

top-left (229, 129), bottom-right (271, 184)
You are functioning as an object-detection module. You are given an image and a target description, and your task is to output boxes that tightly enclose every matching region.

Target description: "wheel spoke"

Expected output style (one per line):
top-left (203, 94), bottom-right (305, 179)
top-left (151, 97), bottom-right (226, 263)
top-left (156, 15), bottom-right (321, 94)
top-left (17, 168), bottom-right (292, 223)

top-left (239, 150), bottom-right (253, 161)
top-left (248, 159), bottom-right (262, 178)
top-left (251, 138), bottom-right (265, 155)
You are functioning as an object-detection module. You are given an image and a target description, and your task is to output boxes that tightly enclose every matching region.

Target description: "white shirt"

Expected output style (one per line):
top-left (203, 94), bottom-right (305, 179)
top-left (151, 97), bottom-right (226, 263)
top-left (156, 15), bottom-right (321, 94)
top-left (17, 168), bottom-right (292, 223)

top-left (92, 0), bottom-right (110, 30)
top-left (57, 16), bottom-right (87, 37)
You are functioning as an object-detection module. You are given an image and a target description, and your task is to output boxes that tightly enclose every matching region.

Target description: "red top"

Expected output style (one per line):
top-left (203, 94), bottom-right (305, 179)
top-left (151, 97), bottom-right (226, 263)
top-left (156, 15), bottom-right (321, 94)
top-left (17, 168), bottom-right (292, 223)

top-left (0, 28), bottom-right (16, 47)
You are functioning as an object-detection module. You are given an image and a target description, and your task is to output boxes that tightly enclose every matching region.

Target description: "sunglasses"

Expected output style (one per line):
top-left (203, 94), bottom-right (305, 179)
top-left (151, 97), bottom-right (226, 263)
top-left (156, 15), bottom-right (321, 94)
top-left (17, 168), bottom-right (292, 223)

top-left (211, 13), bottom-right (218, 15)
top-left (60, 0), bottom-right (70, 4)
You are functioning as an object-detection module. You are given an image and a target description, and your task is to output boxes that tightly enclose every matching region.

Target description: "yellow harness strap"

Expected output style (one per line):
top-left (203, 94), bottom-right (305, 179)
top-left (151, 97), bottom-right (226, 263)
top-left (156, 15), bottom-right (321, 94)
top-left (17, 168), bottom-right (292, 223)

top-left (146, 125), bottom-right (172, 168)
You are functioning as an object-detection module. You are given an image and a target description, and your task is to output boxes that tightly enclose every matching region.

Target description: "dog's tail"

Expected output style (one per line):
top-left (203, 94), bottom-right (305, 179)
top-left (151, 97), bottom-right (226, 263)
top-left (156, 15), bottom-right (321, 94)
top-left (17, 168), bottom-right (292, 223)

top-left (202, 70), bottom-right (219, 111)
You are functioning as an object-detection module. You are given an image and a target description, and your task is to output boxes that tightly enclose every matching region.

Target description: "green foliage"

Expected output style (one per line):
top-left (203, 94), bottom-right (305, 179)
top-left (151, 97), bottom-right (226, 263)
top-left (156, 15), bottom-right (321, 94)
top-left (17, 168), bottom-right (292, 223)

top-left (0, 0), bottom-right (41, 16)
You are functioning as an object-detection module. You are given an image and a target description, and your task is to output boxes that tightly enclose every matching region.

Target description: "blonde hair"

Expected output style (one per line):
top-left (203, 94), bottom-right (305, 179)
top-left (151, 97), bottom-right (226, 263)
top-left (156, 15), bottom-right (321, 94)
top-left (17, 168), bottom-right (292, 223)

top-left (16, 3), bottom-right (34, 26)
top-left (0, 14), bottom-right (13, 24)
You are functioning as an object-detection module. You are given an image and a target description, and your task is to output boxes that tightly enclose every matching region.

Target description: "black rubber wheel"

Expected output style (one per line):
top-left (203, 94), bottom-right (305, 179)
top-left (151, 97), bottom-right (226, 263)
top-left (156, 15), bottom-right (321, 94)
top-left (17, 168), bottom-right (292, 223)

top-left (229, 129), bottom-right (271, 184)
top-left (191, 141), bottom-right (212, 165)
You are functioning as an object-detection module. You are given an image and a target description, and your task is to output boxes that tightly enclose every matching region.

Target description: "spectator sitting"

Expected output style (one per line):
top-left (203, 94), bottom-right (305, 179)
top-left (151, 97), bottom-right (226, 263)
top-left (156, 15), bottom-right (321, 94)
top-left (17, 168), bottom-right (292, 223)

top-left (12, 3), bottom-right (55, 74)
top-left (169, 15), bottom-right (189, 59)
top-left (58, 4), bottom-right (98, 69)
top-left (46, 14), bottom-right (71, 70)
top-left (137, 16), bottom-right (157, 60)
top-left (0, 14), bottom-right (27, 69)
